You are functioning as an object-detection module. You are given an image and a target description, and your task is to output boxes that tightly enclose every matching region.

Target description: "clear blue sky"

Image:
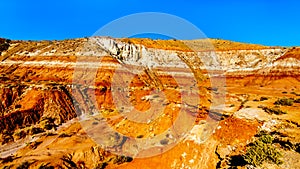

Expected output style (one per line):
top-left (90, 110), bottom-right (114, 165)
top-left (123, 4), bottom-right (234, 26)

top-left (1, 0), bottom-right (299, 46)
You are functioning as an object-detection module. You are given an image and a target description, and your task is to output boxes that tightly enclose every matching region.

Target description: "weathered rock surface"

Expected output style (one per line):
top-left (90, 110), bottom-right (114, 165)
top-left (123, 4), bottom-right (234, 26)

top-left (0, 37), bottom-right (299, 168)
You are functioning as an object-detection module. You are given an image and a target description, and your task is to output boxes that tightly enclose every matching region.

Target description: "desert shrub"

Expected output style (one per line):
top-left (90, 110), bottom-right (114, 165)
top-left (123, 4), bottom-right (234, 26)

top-left (38, 163), bottom-right (54, 169)
top-left (290, 92), bottom-right (300, 96)
top-left (0, 155), bottom-right (14, 164)
top-left (274, 98), bottom-right (294, 106)
top-left (58, 133), bottom-right (72, 138)
top-left (13, 130), bottom-right (27, 140)
top-left (0, 38), bottom-right (10, 54)
top-left (95, 162), bottom-right (108, 169)
top-left (16, 161), bottom-right (30, 169)
top-left (296, 143), bottom-right (300, 153)
top-left (15, 104), bottom-right (22, 109)
top-left (273, 138), bottom-right (296, 151)
top-left (229, 155), bottom-right (247, 167)
top-left (260, 97), bottom-right (268, 101)
top-left (43, 132), bottom-right (57, 137)
top-left (294, 98), bottom-right (300, 103)
top-left (2, 165), bottom-right (13, 169)
top-left (0, 42), bottom-right (9, 52)
top-left (77, 161), bottom-right (86, 168)
top-left (28, 141), bottom-right (42, 149)
top-left (113, 155), bottom-right (133, 165)
top-left (0, 132), bottom-right (14, 145)
top-left (243, 134), bottom-right (283, 167)
top-left (27, 127), bottom-right (44, 135)
top-left (260, 106), bottom-right (287, 115)
top-left (40, 117), bottom-right (57, 130)
top-left (136, 135), bottom-right (144, 138)
top-left (61, 154), bottom-right (77, 168)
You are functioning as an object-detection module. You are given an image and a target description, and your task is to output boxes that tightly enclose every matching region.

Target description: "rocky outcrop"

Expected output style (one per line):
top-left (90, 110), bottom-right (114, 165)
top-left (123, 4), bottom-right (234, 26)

top-left (0, 85), bottom-right (77, 135)
top-left (87, 37), bottom-right (289, 71)
top-left (0, 85), bottom-right (25, 116)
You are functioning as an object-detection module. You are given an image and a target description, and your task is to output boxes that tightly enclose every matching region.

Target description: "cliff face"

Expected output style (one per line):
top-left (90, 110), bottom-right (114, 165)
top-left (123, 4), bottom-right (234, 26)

top-left (85, 37), bottom-right (288, 71)
top-left (86, 37), bottom-right (299, 79)
top-left (0, 37), bottom-right (300, 168)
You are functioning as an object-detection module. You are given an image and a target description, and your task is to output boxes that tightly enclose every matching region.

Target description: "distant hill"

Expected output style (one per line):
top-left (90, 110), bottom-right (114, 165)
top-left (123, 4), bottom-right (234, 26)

top-left (121, 38), bottom-right (275, 51)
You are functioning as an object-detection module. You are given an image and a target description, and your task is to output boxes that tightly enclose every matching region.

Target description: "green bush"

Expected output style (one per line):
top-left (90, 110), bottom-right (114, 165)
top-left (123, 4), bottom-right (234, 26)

top-left (40, 117), bottom-right (57, 130)
top-left (274, 98), bottom-right (294, 106)
top-left (243, 134), bottom-right (283, 167)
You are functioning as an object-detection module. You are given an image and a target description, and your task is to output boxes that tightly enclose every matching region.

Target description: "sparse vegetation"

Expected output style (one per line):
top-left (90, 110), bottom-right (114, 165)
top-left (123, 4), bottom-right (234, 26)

top-left (0, 155), bottom-right (14, 164)
top-left (38, 163), bottom-right (54, 169)
top-left (95, 162), bottom-right (108, 169)
top-left (122, 38), bottom-right (192, 51)
top-left (0, 38), bottom-right (10, 54)
top-left (16, 161), bottom-right (30, 169)
top-left (40, 117), bottom-right (57, 130)
top-left (296, 143), bottom-right (300, 153)
top-left (294, 98), bottom-right (300, 103)
top-left (2, 165), bottom-right (13, 169)
top-left (43, 132), bottom-right (57, 137)
top-left (27, 127), bottom-right (44, 135)
top-left (1, 37), bottom-right (300, 168)
top-left (61, 154), bottom-right (78, 168)
top-left (137, 135), bottom-right (144, 138)
top-left (0, 130), bottom-right (14, 145)
top-left (260, 96), bottom-right (268, 101)
top-left (290, 91), bottom-right (300, 96)
top-left (243, 133), bottom-right (283, 167)
top-left (259, 106), bottom-right (287, 115)
top-left (273, 138), bottom-right (296, 151)
top-left (58, 133), bottom-right (72, 138)
top-left (28, 141), bottom-right (42, 149)
top-left (113, 155), bottom-right (133, 165)
top-left (274, 97), bottom-right (294, 106)
top-left (13, 130), bottom-right (27, 140)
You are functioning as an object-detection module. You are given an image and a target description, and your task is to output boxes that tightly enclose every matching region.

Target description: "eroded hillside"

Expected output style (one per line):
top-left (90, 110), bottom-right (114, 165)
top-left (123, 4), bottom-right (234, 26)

top-left (0, 37), bottom-right (299, 169)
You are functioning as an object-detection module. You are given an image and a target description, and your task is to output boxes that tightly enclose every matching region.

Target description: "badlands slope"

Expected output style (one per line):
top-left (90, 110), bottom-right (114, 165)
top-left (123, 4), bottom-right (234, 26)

top-left (0, 37), bottom-right (299, 168)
